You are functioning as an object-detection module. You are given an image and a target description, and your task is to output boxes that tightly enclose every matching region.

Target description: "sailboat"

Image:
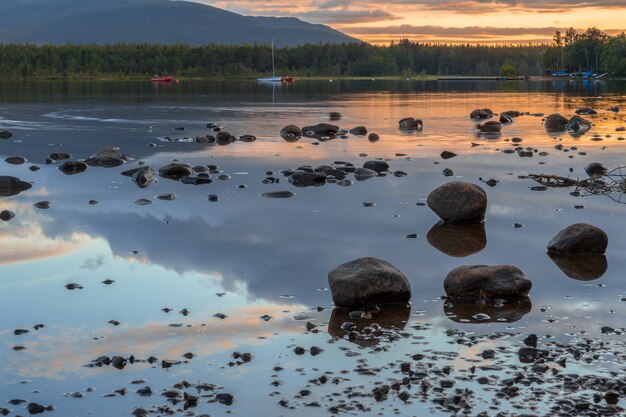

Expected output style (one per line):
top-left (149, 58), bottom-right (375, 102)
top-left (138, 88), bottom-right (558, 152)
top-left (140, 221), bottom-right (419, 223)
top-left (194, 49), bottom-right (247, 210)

top-left (257, 40), bottom-right (294, 83)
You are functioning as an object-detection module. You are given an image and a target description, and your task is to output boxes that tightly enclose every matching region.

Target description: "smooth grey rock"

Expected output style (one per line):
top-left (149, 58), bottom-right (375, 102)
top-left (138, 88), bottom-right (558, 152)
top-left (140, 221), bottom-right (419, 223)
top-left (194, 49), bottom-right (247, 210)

top-left (427, 181), bottom-right (487, 223)
top-left (444, 264), bottom-right (532, 300)
top-left (547, 223), bottom-right (608, 255)
top-left (328, 257), bottom-right (411, 308)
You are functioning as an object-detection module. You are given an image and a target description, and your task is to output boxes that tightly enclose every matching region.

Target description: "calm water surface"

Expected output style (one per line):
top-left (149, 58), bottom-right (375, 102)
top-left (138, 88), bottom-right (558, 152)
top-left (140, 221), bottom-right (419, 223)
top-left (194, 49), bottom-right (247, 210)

top-left (0, 80), bottom-right (625, 416)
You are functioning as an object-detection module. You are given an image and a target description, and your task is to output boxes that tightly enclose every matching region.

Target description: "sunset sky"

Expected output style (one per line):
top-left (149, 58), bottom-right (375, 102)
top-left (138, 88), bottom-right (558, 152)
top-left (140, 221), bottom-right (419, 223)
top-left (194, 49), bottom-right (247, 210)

top-left (193, 0), bottom-right (626, 44)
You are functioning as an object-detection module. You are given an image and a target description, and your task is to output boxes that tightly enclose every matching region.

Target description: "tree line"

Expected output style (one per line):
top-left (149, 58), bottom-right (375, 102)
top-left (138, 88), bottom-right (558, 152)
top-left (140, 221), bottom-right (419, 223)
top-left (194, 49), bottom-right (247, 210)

top-left (0, 29), bottom-right (623, 79)
top-left (542, 27), bottom-right (626, 76)
top-left (0, 41), bottom-right (545, 78)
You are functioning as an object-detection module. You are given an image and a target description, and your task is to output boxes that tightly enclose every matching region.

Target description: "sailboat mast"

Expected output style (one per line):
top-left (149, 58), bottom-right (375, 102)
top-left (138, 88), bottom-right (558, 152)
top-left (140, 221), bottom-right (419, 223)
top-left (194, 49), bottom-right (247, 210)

top-left (271, 39), bottom-right (275, 78)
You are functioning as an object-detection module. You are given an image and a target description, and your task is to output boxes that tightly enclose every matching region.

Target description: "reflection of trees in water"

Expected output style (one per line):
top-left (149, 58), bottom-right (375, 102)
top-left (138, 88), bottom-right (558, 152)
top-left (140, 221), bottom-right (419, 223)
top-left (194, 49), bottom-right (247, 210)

top-left (526, 166), bottom-right (626, 204)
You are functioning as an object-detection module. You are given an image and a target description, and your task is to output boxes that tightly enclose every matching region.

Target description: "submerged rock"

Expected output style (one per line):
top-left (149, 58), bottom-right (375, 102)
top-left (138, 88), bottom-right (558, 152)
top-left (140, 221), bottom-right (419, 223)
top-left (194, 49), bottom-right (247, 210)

top-left (470, 109), bottom-right (494, 119)
top-left (444, 265), bottom-right (532, 300)
top-left (584, 162), bottom-right (607, 178)
top-left (0, 176), bottom-right (32, 197)
top-left (327, 303), bottom-right (410, 347)
top-left (427, 181), bottom-right (487, 223)
top-left (0, 130), bottom-right (13, 139)
top-left (129, 167), bottom-right (157, 188)
top-left (398, 117), bottom-right (423, 129)
top-left (354, 168), bottom-right (379, 181)
top-left (85, 147), bottom-right (128, 167)
top-left (0, 210), bottom-right (16, 221)
top-left (566, 115), bottom-right (592, 134)
top-left (444, 298), bottom-right (532, 323)
top-left (280, 125), bottom-right (302, 142)
top-left (363, 160), bottom-right (389, 173)
top-left (547, 223), bottom-right (608, 255)
top-left (349, 126), bottom-right (367, 136)
top-left (302, 123), bottom-right (339, 138)
top-left (58, 161), bottom-right (88, 175)
top-left (158, 163), bottom-right (193, 181)
top-left (5, 156), bottom-right (27, 165)
top-left (289, 171), bottom-right (326, 187)
top-left (476, 121), bottom-right (501, 133)
top-left (328, 257), bottom-right (411, 308)
top-left (261, 191), bottom-right (295, 198)
top-left (575, 107), bottom-right (597, 115)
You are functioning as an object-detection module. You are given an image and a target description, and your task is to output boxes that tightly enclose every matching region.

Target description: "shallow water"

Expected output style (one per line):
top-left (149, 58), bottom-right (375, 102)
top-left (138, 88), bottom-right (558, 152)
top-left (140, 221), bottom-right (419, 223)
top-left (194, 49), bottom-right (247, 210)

top-left (0, 79), bottom-right (625, 416)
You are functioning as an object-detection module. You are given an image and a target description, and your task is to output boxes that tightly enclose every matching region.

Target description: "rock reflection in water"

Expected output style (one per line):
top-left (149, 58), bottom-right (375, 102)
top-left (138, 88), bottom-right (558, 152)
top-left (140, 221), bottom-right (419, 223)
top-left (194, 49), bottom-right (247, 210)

top-left (427, 221), bottom-right (487, 257)
top-left (327, 303), bottom-right (410, 347)
top-left (548, 252), bottom-right (608, 281)
top-left (444, 298), bottom-right (532, 323)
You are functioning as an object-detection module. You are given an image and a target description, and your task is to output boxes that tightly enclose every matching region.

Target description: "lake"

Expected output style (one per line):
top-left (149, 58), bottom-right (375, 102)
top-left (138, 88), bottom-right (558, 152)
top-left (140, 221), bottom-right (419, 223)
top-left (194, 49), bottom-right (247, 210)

top-left (0, 79), bottom-right (625, 416)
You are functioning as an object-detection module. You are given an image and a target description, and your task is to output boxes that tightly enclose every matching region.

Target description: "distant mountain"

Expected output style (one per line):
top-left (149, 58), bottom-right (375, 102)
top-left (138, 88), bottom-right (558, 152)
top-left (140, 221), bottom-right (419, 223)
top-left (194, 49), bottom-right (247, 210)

top-left (0, 0), bottom-right (358, 47)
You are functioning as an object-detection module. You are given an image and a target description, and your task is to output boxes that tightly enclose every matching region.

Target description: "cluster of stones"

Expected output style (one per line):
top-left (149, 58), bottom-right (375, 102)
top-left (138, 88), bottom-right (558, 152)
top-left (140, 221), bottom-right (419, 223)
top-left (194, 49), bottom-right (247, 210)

top-left (327, 181), bottom-right (608, 323)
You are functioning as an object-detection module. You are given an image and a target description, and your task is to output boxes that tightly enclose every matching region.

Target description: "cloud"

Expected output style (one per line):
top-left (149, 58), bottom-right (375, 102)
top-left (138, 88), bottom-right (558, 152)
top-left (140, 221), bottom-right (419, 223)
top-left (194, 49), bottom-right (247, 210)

top-left (342, 25), bottom-right (626, 43)
top-left (295, 9), bottom-right (400, 24)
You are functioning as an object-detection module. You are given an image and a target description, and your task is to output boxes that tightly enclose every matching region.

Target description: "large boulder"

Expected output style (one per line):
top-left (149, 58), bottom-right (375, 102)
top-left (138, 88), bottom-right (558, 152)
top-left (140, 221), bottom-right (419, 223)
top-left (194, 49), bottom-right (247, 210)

top-left (328, 257), bottom-right (411, 308)
top-left (544, 113), bottom-right (568, 131)
top-left (547, 223), bottom-right (608, 255)
top-left (0, 176), bottom-right (32, 197)
top-left (427, 181), bottom-right (487, 224)
top-left (444, 265), bottom-right (532, 300)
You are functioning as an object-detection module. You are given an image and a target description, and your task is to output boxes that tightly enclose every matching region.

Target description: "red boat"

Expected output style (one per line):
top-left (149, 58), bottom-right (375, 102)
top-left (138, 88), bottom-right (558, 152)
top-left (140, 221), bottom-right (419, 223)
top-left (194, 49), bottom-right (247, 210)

top-left (151, 76), bottom-right (173, 83)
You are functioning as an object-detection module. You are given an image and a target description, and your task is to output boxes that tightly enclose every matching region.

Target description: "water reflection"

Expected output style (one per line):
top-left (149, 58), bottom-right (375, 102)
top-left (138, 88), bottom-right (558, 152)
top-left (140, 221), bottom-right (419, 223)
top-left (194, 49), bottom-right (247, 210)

top-left (327, 304), bottom-right (410, 347)
top-left (548, 252), bottom-right (608, 281)
top-left (427, 221), bottom-right (487, 257)
top-left (443, 298), bottom-right (532, 323)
